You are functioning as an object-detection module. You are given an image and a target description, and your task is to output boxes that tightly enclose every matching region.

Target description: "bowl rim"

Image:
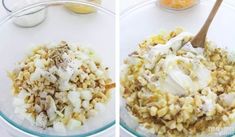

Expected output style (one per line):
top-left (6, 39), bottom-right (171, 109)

top-left (120, 0), bottom-right (235, 137)
top-left (0, 0), bottom-right (115, 25)
top-left (120, 0), bottom-right (235, 18)
top-left (0, 0), bottom-right (115, 137)
top-left (0, 112), bottom-right (115, 137)
top-left (2, 0), bottom-right (47, 13)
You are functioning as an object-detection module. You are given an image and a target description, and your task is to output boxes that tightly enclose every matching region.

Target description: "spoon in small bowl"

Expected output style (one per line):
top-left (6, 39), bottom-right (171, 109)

top-left (190, 0), bottom-right (223, 48)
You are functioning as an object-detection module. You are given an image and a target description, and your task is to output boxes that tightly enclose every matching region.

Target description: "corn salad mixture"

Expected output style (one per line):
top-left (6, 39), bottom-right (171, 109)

top-left (121, 28), bottom-right (235, 137)
top-left (9, 41), bottom-right (115, 131)
top-left (160, 0), bottom-right (197, 9)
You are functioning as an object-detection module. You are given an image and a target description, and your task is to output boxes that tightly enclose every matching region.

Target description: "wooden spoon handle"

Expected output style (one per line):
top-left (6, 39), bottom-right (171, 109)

top-left (191, 0), bottom-right (223, 48)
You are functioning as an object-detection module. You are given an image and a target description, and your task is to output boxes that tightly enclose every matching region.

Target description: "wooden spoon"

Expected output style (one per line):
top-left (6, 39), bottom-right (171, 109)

top-left (191, 0), bottom-right (223, 48)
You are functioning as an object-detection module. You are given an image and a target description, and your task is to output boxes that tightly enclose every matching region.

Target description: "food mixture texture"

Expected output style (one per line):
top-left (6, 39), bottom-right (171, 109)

top-left (121, 28), bottom-right (235, 137)
top-left (9, 41), bottom-right (115, 131)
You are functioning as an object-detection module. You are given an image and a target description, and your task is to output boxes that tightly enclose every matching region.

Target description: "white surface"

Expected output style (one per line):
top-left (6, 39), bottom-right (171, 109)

top-left (0, 122), bottom-right (10, 137)
top-left (1, 0), bottom-right (235, 137)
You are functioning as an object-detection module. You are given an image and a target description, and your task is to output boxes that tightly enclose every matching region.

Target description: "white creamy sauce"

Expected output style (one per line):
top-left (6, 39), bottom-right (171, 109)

top-left (201, 88), bottom-right (217, 113)
top-left (145, 32), bottom-right (212, 96)
top-left (201, 97), bottom-right (214, 112)
top-left (181, 42), bottom-right (204, 55)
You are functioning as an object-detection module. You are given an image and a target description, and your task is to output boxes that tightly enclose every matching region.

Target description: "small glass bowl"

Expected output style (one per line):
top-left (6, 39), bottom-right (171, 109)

top-left (2, 0), bottom-right (47, 27)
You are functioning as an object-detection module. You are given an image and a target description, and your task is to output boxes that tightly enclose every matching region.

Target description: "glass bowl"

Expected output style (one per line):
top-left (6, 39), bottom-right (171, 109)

top-left (2, 0), bottom-right (48, 28)
top-left (120, 0), bottom-right (235, 136)
top-left (0, 0), bottom-right (115, 137)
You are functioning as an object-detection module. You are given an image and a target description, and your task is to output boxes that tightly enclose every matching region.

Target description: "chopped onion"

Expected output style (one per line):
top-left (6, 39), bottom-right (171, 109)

top-left (53, 122), bottom-right (66, 133)
top-left (81, 90), bottom-right (92, 101)
top-left (67, 119), bottom-right (82, 130)
top-left (67, 91), bottom-right (81, 108)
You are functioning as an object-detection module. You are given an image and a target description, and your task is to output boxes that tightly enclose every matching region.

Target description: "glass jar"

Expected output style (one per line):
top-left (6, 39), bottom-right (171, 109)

top-left (159, 0), bottom-right (199, 10)
top-left (65, 0), bottom-right (102, 14)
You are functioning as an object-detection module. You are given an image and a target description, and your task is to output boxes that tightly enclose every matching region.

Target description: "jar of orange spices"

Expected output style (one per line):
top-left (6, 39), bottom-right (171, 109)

top-left (159, 0), bottom-right (199, 10)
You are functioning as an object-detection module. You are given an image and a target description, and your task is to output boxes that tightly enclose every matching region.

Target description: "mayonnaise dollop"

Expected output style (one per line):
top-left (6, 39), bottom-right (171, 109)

top-left (145, 32), bottom-right (212, 96)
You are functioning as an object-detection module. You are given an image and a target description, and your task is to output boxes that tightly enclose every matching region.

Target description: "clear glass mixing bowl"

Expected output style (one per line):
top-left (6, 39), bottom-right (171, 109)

top-left (120, 0), bottom-right (235, 136)
top-left (0, 1), bottom-right (115, 137)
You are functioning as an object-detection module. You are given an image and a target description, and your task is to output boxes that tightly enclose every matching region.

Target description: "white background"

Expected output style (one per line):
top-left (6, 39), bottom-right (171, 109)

top-left (1, 0), bottom-right (235, 137)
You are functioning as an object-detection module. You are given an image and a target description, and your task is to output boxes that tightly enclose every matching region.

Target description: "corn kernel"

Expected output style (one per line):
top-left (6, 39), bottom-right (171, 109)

top-left (157, 107), bottom-right (168, 117)
top-left (150, 106), bottom-right (158, 116)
